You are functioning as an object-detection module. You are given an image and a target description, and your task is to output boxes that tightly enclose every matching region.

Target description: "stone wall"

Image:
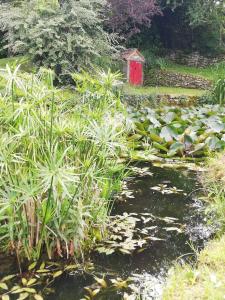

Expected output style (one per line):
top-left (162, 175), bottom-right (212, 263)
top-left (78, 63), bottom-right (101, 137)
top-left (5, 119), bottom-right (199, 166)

top-left (146, 70), bottom-right (212, 90)
top-left (166, 51), bottom-right (225, 68)
top-left (123, 93), bottom-right (199, 108)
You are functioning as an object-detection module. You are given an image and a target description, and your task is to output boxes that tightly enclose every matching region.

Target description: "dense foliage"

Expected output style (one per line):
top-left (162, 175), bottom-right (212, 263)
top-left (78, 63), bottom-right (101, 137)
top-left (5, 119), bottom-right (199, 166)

top-left (0, 66), bottom-right (127, 261)
top-left (106, 0), bottom-right (161, 37)
top-left (129, 105), bottom-right (225, 159)
top-left (130, 0), bottom-right (225, 55)
top-left (0, 0), bottom-right (118, 81)
top-left (0, 0), bottom-right (224, 69)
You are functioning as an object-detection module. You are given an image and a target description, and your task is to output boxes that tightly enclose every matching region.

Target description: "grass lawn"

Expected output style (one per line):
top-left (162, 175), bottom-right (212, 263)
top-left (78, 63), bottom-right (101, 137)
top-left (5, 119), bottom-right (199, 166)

top-left (0, 56), bottom-right (35, 72)
top-left (163, 234), bottom-right (225, 300)
top-left (124, 84), bottom-right (206, 97)
top-left (165, 62), bottom-right (224, 81)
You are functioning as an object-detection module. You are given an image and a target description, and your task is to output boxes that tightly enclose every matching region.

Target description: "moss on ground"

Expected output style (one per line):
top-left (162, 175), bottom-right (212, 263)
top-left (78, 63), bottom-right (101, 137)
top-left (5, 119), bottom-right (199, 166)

top-left (163, 235), bottom-right (225, 300)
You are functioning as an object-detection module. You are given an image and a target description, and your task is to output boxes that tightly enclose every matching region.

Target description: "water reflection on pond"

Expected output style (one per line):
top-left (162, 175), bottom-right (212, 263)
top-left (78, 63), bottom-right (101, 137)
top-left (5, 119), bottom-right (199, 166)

top-left (47, 163), bottom-right (212, 300)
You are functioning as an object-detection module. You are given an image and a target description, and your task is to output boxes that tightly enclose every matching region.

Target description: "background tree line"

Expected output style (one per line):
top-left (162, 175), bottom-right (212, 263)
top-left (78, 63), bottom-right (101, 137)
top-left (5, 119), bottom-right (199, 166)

top-left (0, 0), bottom-right (224, 80)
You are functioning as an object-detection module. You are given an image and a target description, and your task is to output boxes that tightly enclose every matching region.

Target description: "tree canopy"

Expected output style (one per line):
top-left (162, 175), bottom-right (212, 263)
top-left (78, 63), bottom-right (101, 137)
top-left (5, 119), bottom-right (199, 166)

top-left (0, 0), bottom-right (119, 81)
top-left (106, 0), bottom-right (161, 37)
top-left (0, 0), bottom-right (224, 71)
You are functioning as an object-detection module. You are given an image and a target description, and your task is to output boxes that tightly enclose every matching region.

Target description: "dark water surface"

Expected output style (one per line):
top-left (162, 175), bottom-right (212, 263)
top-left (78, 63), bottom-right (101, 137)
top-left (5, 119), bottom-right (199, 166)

top-left (47, 164), bottom-right (211, 300)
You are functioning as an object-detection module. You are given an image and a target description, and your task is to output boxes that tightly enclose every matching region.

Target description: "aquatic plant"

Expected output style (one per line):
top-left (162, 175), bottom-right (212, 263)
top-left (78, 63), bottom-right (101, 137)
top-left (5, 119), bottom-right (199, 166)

top-left (202, 151), bottom-right (225, 229)
top-left (213, 78), bottom-right (225, 105)
top-left (0, 66), bottom-right (127, 263)
top-left (128, 105), bottom-right (225, 160)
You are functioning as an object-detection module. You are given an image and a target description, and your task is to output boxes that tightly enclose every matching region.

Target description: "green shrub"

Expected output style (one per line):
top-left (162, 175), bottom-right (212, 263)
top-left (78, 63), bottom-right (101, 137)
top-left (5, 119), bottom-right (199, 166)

top-left (197, 92), bottom-right (213, 105)
top-left (0, 0), bottom-right (118, 83)
top-left (0, 66), bottom-right (127, 262)
top-left (213, 78), bottom-right (225, 105)
top-left (203, 152), bottom-right (225, 229)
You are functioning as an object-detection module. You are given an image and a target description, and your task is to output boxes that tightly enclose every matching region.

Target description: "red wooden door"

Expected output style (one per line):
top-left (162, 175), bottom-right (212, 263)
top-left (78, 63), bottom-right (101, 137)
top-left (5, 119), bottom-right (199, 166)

top-left (129, 60), bottom-right (143, 86)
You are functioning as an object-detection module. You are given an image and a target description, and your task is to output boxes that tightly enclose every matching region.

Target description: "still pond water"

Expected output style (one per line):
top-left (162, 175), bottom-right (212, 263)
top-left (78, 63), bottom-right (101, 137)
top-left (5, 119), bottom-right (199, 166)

top-left (46, 163), bottom-right (212, 300)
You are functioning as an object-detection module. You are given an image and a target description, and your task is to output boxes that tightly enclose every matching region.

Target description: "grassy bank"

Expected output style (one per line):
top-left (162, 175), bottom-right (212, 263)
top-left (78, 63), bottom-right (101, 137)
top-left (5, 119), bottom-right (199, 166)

top-left (163, 234), bottom-right (225, 300)
top-left (163, 152), bottom-right (225, 299)
top-left (0, 56), bottom-right (34, 72)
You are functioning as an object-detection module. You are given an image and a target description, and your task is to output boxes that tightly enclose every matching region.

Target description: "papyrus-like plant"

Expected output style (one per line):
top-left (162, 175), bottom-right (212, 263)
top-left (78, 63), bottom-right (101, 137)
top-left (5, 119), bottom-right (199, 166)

top-left (0, 66), bottom-right (127, 264)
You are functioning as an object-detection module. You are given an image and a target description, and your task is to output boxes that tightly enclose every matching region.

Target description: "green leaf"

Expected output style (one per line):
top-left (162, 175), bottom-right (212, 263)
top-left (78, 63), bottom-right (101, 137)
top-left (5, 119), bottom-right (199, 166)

top-left (152, 142), bottom-right (168, 152)
top-left (160, 126), bottom-right (178, 142)
top-left (18, 293), bottom-right (29, 300)
top-left (34, 294), bottom-right (44, 300)
top-left (149, 133), bottom-right (164, 143)
top-left (1, 275), bottom-right (16, 282)
top-left (28, 262), bottom-right (37, 271)
top-left (52, 270), bottom-right (63, 278)
top-left (27, 278), bottom-right (37, 286)
top-left (0, 282), bottom-right (8, 290)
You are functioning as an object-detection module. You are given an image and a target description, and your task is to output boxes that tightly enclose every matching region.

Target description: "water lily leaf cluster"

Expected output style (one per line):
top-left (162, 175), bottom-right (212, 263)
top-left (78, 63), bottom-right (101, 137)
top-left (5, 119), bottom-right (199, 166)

top-left (96, 212), bottom-right (183, 255)
top-left (82, 276), bottom-right (131, 300)
top-left (128, 105), bottom-right (225, 158)
top-left (151, 184), bottom-right (185, 195)
top-left (0, 261), bottom-right (94, 300)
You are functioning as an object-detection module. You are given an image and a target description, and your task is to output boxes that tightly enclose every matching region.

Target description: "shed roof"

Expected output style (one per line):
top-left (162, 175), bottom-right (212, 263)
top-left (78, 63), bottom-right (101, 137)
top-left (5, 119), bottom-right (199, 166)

top-left (121, 48), bottom-right (145, 62)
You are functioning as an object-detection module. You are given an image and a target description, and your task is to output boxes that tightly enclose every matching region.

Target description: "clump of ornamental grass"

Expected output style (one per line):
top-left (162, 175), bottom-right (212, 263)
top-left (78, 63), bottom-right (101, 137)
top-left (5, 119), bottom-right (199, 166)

top-left (0, 65), bottom-right (128, 267)
top-left (205, 152), bottom-right (225, 187)
top-left (202, 151), bottom-right (225, 230)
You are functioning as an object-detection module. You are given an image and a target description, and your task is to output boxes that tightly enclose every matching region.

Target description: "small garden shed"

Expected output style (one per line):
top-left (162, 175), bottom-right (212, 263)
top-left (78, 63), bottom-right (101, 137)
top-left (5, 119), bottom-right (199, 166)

top-left (122, 49), bottom-right (145, 86)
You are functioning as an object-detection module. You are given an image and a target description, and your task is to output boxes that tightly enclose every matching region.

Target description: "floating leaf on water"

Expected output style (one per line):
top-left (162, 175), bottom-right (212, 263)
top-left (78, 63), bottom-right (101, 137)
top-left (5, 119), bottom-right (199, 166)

top-left (34, 294), bottom-right (44, 300)
top-left (18, 292), bottom-right (29, 300)
top-left (22, 288), bottom-right (36, 294)
top-left (27, 278), bottom-right (37, 286)
top-left (111, 278), bottom-right (128, 289)
top-left (11, 288), bottom-right (25, 294)
top-left (0, 282), bottom-right (8, 290)
top-left (94, 277), bottom-right (107, 288)
top-left (36, 269), bottom-right (49, 274)
top-left (22, 278), bottom-right (27, 286)
top-left (1, 275), bottom-right (16, 282)
top-left (161, 216), bottom-right (179, 222)
top-left (137, 248), bottom-right (146, 253)
top-left (52, 270), bottom-right (63, 278)
top-left (119, 248), bottom-right (131, 254)
top-left (92, 289), bottom-right (101, 296)
top-left (11, 287), bottom-right (36, 294)
top-left (39, 262), bottom-right (45, 270)
top-left (130, 166), bottom-right (153, 177)
top-left (141, 217), bottom-right (152, 224)
top-left (28, 262), bottom-right (37, 271)
top-left (84, 287), bottom-right (97, 299)
top-left (148, 237), bottom-right (164, 241)
top-left (64, 264), bottom-right (78, 271)
top-left (11, 285), bottom-right (20, 292)
top-left (164, 227), bottom-right (183, 233)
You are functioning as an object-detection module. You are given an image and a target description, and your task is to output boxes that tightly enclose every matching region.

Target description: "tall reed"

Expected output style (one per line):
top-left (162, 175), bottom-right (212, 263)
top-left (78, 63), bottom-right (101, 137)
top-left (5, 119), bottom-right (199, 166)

top-left (0, 66), bottom-right (127, 262)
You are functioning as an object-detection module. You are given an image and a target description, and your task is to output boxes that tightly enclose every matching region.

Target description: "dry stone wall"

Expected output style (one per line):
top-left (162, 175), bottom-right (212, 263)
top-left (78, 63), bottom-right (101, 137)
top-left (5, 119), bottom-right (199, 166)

top-left (146, 70), bottom-right (212, 90)
top-left (166, 51), bottom-right (225, 68)
top-left (123, 93), bottom-right (199, 108)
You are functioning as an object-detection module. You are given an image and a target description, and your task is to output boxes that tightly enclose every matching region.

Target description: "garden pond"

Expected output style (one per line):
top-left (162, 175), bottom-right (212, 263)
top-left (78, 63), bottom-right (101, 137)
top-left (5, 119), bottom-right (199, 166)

top-left (45, 163), bottom-right (213, 300)
top-left (0, 162), bottom-right (215, 300)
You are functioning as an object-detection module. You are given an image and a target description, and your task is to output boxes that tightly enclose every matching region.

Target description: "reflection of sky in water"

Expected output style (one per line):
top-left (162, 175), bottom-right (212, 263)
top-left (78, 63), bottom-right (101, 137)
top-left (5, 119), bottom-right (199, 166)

top-left (47, 164), bottom-right (211, 300)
